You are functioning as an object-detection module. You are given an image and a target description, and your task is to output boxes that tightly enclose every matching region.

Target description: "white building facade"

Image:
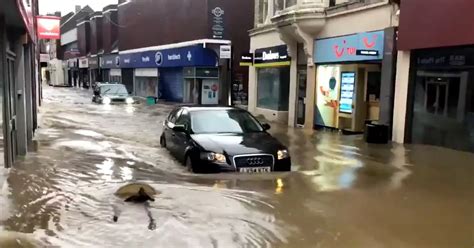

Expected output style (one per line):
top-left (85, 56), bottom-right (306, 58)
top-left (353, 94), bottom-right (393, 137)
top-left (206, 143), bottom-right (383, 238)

top-left (248, 0), bottom-right (400, 133)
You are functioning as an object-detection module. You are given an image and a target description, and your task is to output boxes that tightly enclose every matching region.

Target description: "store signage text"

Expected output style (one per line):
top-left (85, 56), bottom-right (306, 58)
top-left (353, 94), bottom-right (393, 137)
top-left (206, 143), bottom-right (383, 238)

top-left (314, 31), bottom-right (385, 63)
top-left (254, 45), bottom-right (291, 65)
top-left (118, 46), bottom-right (218, 69)
top-left (168, 54), bottom-right (181, 60)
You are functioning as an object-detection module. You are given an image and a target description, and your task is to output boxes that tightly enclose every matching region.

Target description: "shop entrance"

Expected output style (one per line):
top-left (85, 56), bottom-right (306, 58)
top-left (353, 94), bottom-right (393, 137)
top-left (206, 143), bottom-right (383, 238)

top-left (5, 49), bottom-right (17, 167)
top-left (296, 68), bottom-right (307, 126)
top-left (412, 70), bottom-right (472, 151)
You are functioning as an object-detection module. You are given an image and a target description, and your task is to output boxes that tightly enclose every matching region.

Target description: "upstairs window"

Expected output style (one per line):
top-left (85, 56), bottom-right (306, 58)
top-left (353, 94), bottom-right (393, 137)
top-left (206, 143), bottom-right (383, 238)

top-left (274, 0), bottom-right (297, 14)
top-left (257, 0), bottom-right (269, 24)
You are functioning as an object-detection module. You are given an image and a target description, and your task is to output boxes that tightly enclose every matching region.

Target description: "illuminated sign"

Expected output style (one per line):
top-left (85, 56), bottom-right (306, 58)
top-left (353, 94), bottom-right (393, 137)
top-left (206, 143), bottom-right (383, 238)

top-left (37, 16), bottom-right (61, 40)
top-left (339, 72), bottom-right (356, 114)
top-left (254, 45), bottom-right (291, 67)
top-left (314, 31), bottom-right (384, 63)
top-left (239, 53), bottom-right (253, 66)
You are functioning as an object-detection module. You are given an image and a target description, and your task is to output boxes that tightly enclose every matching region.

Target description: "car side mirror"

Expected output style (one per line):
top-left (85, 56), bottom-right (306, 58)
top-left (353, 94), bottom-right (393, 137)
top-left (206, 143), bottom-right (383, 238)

top-left (172, 125), bottom-right (187, 133)
top-left (262, 123), bottom-right (271, 131)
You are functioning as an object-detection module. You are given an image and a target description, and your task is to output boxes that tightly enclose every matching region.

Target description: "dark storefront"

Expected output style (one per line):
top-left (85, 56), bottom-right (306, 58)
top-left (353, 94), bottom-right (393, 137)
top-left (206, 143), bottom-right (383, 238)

top-left (78, 57), bottom-right (89, 88)
top-left (1, 0), bottom-right (39, 168)
top-left (88, 56), bottom-right (100, 86)
top-left (407, 46), bottom-right (474, 152)
top-left (254, 45), bottom-right (291, 112)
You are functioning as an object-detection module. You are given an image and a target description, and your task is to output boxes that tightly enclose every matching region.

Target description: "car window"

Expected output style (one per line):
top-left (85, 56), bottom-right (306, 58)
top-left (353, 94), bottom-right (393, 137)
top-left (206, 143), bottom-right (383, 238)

top-left (100, 84), bottom-right (128, 95)
top-left (191, 110), bottom-right (263, 134)
top-left (169, 109), bottom-right (183, 124)
top-left (176, 110), bottom-right (190, 130)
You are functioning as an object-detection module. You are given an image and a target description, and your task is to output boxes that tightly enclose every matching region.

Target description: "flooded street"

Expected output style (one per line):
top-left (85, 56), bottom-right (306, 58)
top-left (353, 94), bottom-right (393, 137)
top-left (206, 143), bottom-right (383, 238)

top-left (0, 85), bottom-right (473, 248)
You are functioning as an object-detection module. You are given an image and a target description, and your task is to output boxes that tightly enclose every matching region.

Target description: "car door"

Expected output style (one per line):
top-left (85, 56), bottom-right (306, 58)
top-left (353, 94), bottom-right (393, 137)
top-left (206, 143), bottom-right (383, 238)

top-left (173, 110), bottom-right (191, 162)
top-left (164, 108), bottom-right (182, 154)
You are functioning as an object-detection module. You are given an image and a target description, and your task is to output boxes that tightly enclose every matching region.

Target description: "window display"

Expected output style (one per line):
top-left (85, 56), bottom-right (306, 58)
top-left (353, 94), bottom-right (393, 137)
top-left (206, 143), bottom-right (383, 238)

top-left (315, 65), bottom-right (341, 128)
top-left (257, 67), bottom-right (290, 111)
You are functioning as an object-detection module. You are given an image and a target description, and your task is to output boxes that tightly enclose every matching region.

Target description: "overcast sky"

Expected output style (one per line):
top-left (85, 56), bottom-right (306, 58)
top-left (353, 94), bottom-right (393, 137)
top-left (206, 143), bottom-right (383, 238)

top-left (39, 0), bottom-right (119, 16)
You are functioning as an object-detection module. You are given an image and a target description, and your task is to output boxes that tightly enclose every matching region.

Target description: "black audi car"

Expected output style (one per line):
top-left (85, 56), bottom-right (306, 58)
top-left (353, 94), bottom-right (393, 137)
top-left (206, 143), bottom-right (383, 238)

top-left (160, 106), bottom-right (291, 173)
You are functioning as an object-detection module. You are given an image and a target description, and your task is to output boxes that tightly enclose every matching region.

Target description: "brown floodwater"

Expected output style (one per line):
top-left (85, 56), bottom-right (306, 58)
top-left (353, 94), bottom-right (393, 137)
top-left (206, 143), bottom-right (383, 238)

top-left (0, 86), bottom-right (473, 248)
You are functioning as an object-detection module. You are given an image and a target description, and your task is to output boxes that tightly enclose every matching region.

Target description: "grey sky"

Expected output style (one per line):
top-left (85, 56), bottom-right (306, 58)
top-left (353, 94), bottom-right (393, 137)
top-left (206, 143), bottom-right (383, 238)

top-left (39, 0), bottom-right (118, 16)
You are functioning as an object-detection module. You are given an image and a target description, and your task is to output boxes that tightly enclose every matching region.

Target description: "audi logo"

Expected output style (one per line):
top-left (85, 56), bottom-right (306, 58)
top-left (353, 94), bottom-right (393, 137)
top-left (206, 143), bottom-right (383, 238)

top-left (247, 157), bottom-right (264, 166)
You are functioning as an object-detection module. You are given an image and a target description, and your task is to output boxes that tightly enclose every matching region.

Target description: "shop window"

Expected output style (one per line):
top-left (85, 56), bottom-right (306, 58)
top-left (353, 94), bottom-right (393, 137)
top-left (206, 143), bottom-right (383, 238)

top-left (110, 75), bottom-right (121, 84)
top-left (412, 70), bottom-right (474, 152)
top-left (366, 71), bottom-right (381, 101)
top-left (257, 67), bottom-right (290, 111)
top-left (135, 76), bottom-right (158, 98)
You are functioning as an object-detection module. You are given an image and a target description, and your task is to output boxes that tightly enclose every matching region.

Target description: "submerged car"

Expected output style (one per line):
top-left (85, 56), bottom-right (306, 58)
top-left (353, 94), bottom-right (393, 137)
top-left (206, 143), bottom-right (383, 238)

top-left (92, 83), bottom-right (134, 104)
top-left (160, 106), bottom-right (291, 173)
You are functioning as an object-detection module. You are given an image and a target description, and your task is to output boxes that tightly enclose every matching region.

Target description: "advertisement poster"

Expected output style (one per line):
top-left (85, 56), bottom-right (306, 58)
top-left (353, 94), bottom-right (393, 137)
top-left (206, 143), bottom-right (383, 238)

top-left (201, 79), bottom-right (219, 105)
top-left (339, 72), bottom-right (356, 113)
top-left (315, 65), bottom-right (341, 128)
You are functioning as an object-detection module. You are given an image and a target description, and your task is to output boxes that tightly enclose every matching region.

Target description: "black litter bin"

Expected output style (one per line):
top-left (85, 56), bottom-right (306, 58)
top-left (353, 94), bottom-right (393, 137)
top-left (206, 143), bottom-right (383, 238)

top-left (365, 123), bottom-right (389, 144)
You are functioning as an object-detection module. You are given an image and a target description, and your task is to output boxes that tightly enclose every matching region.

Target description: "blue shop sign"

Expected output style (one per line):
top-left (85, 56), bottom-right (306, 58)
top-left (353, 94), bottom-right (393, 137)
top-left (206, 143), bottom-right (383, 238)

top-left (120, 45), bottom-right (218, 68)
top-left (314, 30), bottom-right (385, 63)
top-left (101, 54), bottom-right (121, 69)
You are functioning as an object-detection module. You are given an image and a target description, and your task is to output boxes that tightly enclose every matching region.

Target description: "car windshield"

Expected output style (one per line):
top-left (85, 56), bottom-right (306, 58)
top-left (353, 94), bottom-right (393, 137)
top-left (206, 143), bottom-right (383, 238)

top-left (191, 110), bottom-right (263, 134)
top-left (100, 85), bottom-right (128, 95)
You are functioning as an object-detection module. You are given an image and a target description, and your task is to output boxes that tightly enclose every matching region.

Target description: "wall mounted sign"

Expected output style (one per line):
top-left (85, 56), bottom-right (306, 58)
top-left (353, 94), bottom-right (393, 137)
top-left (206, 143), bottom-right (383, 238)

top-left (314, 30), bottom-right (385, 63)
top-left (79, 58), bottom-right (89, 68)
top-left (220, 45), bottom-right (232, 59)
top-left (120, 45), bottom-right (218, 69)
top-left (209, 2), bottom-right (225, 39)
top-left (101, 54), bottom-right (121, 69)
top-left (254, 45), bottom-right (291, 67)
top-left (37, 16), bottom-right (61, 39)
top-left (339, 72), bottom-right (356, 114)
top-left (414, 46), bottom-right (474, 68)
top-left (40, 54), bottom-right (50, 63)
top-left (88, 57), bottom-right (99, 69)
top-left (239, 53), bottom-right (253, 66)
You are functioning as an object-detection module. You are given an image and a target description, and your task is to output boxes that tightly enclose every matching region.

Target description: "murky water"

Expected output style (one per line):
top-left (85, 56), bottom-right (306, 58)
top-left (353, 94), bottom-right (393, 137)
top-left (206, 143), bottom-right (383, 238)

top-left (0, 86), bottom-right (473, 247)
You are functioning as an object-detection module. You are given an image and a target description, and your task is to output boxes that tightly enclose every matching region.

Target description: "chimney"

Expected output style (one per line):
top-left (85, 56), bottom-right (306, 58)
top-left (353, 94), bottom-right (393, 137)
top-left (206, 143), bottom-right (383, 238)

top-left (75, 5), bottom-right (81, 13)
top-left (54, 11), bottom-right (61, 17)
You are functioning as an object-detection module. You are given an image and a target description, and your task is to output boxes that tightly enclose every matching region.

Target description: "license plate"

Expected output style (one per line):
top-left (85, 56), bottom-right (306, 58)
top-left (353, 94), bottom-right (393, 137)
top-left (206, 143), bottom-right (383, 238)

top-left (239, 167), bottom-right (271, 173)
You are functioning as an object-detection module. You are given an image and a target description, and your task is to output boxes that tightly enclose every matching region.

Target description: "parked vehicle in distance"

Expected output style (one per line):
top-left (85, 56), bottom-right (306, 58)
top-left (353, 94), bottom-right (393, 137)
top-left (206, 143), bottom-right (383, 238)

top-left (92, 83), bottom-right (134, 104)
top-left (160, 106), bottom-right (291, 173)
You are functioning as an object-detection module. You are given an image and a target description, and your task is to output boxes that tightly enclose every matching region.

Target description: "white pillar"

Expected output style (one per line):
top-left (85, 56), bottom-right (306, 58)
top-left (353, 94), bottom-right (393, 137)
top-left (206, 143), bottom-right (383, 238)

top-left (248, 66), bottom-right (257, 114)
top-left (288, 43), bottom-right (298, 127)
top-left (392, 50), bottom-right (411, 143)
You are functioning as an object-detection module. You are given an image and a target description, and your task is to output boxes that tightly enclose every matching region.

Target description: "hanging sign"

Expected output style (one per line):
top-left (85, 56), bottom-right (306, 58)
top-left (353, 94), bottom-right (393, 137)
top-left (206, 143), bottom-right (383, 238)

top-left (37, 16), bottom-right (61, 39)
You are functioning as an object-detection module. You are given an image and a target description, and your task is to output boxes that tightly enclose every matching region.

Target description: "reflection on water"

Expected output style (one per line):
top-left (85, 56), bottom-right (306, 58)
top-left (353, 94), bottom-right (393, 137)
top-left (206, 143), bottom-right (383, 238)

top-left (0, 86), bottom-right (473, 247)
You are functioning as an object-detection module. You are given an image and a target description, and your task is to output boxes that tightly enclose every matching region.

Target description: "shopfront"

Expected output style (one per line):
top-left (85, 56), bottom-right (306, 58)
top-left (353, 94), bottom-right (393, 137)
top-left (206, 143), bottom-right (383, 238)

top-left (120, 45), bottom-right (218, 103)
top-left (253, 45), bottom-right (291, 121)
top-left (67, 58), bottom-right (78, 87)
top-left (78, 57), bottom-right (89, 88)
top-left (88, 56), bottom-right (100, 86)
top-left (406, 46), bottom-right (474, 152)
top-left (314, 30), bottom-right (389, 132)
top-left (100, 54), bottom-right (121, 84)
